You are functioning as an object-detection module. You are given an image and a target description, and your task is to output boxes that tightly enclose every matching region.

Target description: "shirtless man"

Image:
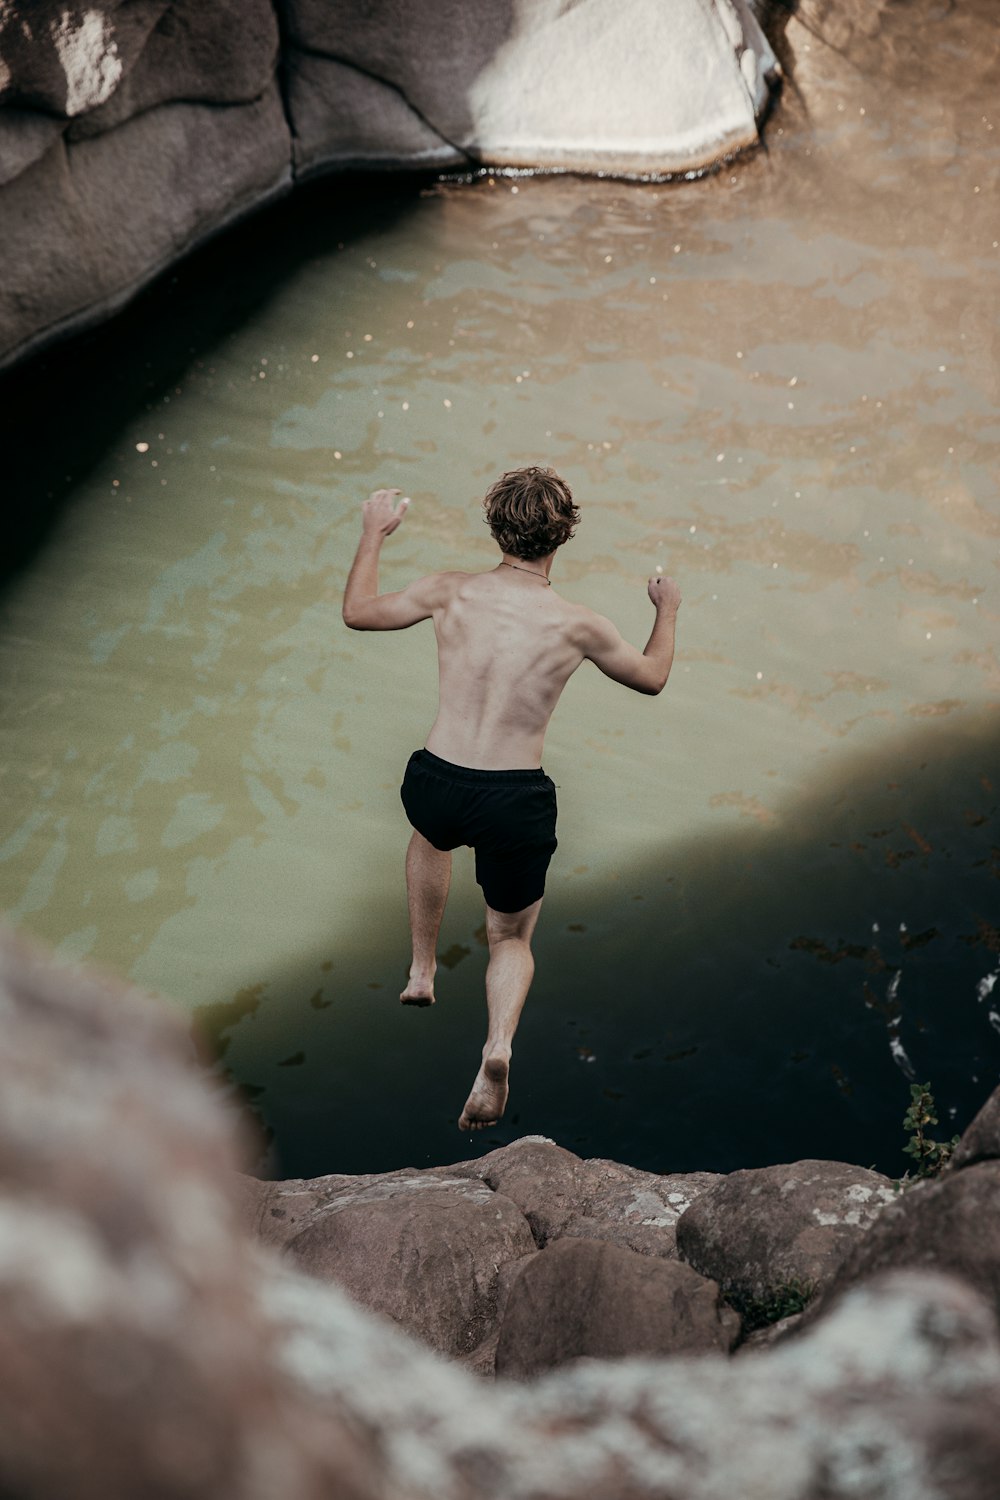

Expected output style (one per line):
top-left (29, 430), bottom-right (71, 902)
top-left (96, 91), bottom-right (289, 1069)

top-left (342, 466), bottom-right (681, 1130)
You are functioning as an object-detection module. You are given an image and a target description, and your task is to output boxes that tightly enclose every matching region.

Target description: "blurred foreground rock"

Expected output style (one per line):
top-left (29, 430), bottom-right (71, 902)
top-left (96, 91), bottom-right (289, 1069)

top-left (0, 0), bottom-right (778, 369)
top-left (4, 919), bottom-right (1000, 1499)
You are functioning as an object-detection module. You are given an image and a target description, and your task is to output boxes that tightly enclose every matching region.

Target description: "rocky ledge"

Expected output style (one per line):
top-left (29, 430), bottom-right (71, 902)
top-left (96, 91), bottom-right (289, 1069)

top-left (0, 0), bottom-right (779, 371)
top-left (3, 921), bottom-right (1000, 1499)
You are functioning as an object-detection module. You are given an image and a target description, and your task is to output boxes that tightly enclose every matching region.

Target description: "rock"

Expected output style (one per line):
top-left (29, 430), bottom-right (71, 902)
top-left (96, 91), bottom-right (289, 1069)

top-left (0, 0), bottom-right (289, 370)
top-left (809, 1160), bottom-right (1000, 1326)
top-left (950, 1081), bottom-right (1000, 1170)
top-left (283, 0), bottom-right (779, 177)
top-left (281, 1172), bottom-right (537, 1362)
top-left (0, 0), bottom-right (780, 370)
top-left (495, 1236), bottom-right (740, 1378)
top-left (0, 85), bottom-right (292, 371)
top-left (287, 49), bottom-right (466, 179)
top-left (0, 923), bottom-right (382, 1500)
top-left (5, 921), bottom-right (1000, 1498)
top-left (267, 1254), bottom-right (1000, 1499)
top-left (467, 1135), bottom-right (722, 1255)
top-left (734, 1309), bottom-right (805, 1354)
top-left (675, 1158), bottom-right (897, 1316)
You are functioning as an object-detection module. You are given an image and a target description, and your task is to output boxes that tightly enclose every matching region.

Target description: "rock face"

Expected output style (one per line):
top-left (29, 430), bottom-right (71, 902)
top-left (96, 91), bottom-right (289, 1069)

top-left (0, 0), bottom-right (779, 370)
top-left (951, 1083), bottom-right (1000, 1170)
top-left (280, 1173), bottom-right (536, 1362)
top-left (467, 1136), bottom-right (723, 1255)
top-left (808, 1161), bottom-right (1000, 1327)
top-left (0, 1), bottom-right (291, 370)
top-left (674, 1158), bottom-right (898, 1316)
top-left (0, 925), bottom-right (380, 1500)
top-left (242, 1136), bottom-right (723, 1373)
top-left (495, 1236), bottom-right (740, 1378)
top-left (4, 920), bottom-right (1000, 1499)
top-left (283, 0), bottom-right (779, 180)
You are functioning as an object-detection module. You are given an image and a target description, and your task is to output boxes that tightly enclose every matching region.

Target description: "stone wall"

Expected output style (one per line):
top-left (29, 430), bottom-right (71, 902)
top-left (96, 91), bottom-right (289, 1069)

top-left (0, 0), bottom-right (778, 371)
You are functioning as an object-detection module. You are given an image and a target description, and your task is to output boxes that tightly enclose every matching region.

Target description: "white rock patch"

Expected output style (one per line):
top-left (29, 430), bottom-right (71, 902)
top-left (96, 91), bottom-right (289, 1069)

top-left (50, 7), bottom-right (121, 117)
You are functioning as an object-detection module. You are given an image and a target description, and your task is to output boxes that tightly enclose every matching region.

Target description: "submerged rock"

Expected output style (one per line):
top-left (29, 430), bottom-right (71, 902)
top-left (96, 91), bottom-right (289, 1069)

top-left (0, 0), bottom-right (779, 369)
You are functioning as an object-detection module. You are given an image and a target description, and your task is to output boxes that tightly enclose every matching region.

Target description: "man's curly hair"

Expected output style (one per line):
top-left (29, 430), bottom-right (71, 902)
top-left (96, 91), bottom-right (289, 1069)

top-left (482, 466), bottom-right (580, 561)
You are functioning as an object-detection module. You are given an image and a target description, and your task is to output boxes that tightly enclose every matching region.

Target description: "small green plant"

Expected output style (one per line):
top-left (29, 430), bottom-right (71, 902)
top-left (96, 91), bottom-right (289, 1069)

top-left (901, 1082), bottom-right (960, 1179)
top-left (737, 1276), bottom-right (817, 1333)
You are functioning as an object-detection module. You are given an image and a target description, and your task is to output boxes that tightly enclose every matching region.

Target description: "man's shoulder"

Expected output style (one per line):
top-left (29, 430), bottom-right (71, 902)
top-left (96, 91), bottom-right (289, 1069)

top-left (557, 596), bottom-right (617, 648)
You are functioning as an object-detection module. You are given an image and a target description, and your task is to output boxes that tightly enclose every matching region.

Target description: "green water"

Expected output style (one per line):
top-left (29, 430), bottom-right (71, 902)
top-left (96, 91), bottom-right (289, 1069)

top-left (2, 0), bottom-right (997, 1177)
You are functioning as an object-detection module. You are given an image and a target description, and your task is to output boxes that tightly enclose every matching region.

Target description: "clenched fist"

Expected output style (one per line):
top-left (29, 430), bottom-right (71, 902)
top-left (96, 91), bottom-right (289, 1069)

top-left (648, 574), bottom-right (681, 612)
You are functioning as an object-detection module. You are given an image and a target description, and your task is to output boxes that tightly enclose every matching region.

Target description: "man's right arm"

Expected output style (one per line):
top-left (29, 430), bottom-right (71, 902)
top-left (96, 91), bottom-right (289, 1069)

top-left (580, 576), bottom-right (681, 695)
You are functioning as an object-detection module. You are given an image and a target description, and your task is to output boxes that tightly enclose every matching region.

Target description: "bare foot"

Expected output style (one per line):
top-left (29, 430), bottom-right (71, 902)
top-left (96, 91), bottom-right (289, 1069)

top-left (458, 1053), bottom-right (509, 1130)
top-left (400, 971), bottom-right (435, 1006)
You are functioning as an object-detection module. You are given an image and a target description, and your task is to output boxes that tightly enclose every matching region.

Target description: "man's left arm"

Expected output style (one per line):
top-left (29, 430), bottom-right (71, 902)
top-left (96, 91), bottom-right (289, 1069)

top-left (342, 487), bottom-right (445, 631)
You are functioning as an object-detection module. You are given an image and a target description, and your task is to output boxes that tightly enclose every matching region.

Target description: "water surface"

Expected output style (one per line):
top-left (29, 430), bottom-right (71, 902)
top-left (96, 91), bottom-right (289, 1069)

top-left (2, 0), bottom-right (998, 1177)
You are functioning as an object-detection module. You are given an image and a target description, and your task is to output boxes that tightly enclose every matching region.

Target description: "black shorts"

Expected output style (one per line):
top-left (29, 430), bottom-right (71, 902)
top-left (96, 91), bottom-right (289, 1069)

top-left (400, 748), bottom-right (558, 914)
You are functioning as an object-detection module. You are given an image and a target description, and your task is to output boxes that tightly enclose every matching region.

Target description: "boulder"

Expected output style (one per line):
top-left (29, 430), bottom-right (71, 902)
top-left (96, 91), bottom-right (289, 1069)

top-left (950, 1080), bottom-right (1000, 1170)
top-left (466, 1135), bottom-right (722, 1255)
top-left (282, 1172), bottom-right (537, 1362)
top-left (0, 924), bottom-right (381, 1500)
top-left (282, 0), bottom-right (779, 177)
top-left (809, 1160), bottom-right (1000, 1326)
top-left (495, 1236), bottom-right (739, 1378)
top-left (675, 1158), bottom-right (897, 1317)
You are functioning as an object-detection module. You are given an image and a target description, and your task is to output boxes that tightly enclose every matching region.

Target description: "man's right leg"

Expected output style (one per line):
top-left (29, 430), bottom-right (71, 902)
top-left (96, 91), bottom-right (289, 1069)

top-left (459, 897), bottom-right (542, 1129)
top-left (401, 830), bottom-right (452, 1006)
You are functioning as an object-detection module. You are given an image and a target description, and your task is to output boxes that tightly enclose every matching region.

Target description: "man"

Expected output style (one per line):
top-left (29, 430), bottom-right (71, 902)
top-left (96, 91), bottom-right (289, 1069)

top-left (342, 466), bottom-right (681, 1131)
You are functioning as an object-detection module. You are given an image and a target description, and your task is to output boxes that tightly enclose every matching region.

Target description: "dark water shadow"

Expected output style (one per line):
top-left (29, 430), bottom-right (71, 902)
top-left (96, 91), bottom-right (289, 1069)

top-left (200, 707), bottom-right (999, 1182)
top-left (0, 173), bottom-right (436, 595)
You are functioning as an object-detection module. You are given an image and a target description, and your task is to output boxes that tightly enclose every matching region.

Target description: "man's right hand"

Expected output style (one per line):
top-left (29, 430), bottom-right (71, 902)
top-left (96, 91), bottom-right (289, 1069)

top-left (362, 488), bottom-right (411, 538)
top-left (648, 574), bottom-right (681, 612)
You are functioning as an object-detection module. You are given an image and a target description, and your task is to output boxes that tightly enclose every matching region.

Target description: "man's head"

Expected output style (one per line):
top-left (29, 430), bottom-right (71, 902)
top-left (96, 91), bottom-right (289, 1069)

top-left (482, 466), bottom-right (580, 562)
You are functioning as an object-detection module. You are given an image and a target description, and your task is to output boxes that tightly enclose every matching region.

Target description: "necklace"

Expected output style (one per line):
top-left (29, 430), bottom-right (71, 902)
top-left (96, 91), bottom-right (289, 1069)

top-left (500, 561), bottom-right (551, 586)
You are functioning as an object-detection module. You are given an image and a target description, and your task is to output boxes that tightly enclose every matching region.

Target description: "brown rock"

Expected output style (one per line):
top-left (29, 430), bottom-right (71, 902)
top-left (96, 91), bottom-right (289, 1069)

top-left (0, 924), bottom-right (381, 1500)
top-left (283, 1172), bottom-right (537, 1360)
top-left (5, 923), bottom-right (1000, 1499)
top-left (811, 1160), bottom-right (1000, 1325)
top-left (950, 1081), bottom-right (1000, 1170)
top-left (464, 1135), bottom-right (721, 1256)
top-left (494, 1236), bottom-right (740, 1379)
top-left (675, 1158), bottom-right (897, 1315)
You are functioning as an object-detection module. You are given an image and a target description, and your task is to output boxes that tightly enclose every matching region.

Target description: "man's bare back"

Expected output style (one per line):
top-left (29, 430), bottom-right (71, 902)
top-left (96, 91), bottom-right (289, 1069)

top-left (344, 490), bottom-right (681, 770)
top-left (343, 473), bottom-right (680, 1132)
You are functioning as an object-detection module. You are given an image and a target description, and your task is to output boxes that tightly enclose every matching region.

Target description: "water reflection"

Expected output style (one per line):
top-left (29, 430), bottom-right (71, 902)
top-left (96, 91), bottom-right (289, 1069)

top-left (1, 0), bottom-right (997, 1178)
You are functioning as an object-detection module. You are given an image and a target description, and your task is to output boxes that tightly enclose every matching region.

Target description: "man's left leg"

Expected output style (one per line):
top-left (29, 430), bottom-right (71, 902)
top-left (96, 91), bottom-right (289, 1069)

top-left (458, 897), bottom-right (542, 1130)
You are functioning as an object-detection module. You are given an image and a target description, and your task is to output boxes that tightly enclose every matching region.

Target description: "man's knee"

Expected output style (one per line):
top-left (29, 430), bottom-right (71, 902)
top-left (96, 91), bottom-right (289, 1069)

top-left (485, 897), bottom-right (542, 946)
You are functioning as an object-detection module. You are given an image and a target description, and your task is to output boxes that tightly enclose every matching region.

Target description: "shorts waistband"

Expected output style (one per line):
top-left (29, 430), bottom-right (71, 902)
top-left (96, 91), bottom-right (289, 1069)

top-left (413, 747), bottom-right (548, 784)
